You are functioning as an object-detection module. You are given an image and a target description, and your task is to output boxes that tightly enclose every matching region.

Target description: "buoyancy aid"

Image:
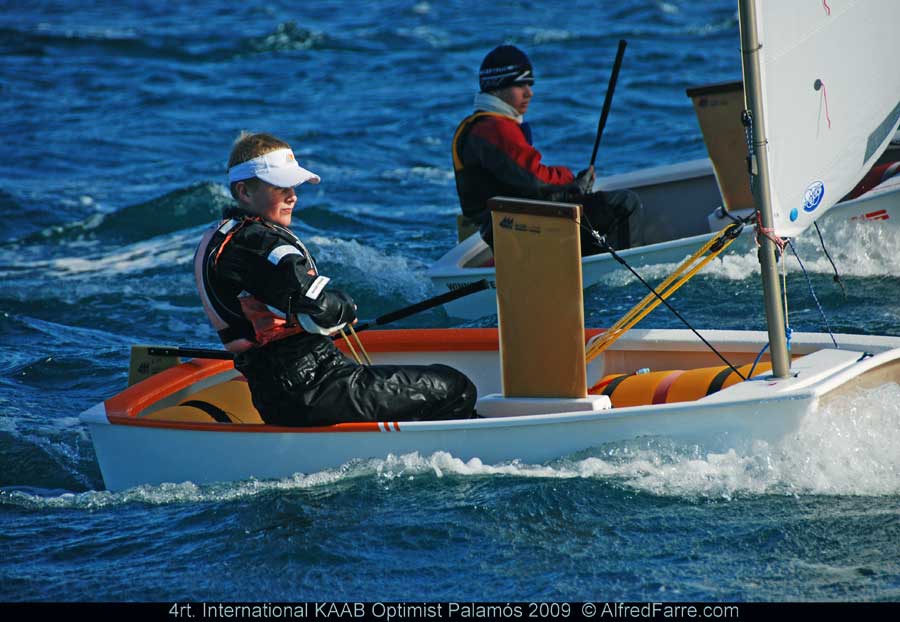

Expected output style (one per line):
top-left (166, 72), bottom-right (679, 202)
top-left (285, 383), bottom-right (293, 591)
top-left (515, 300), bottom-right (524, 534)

top-left (452, 111), bottom-right (507, 172)
top-left (452, 111), bottom-right (575, 231)
top-left (194, 216), bottom-right (327, 353)
top-left (452, 111), bottom-right (535, 171)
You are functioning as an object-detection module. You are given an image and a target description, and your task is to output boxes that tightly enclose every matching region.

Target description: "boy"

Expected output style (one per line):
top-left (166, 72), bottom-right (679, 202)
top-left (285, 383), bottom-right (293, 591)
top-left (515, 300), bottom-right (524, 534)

top-left (452, 45), bottom-right (644, 253)
top-left (195, 132), bottom-right (477, 426)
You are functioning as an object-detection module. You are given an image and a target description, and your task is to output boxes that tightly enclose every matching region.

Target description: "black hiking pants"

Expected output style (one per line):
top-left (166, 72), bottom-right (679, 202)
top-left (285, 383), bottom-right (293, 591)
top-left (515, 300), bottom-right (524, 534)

top-left (235, 333), bottom-right (477, 426)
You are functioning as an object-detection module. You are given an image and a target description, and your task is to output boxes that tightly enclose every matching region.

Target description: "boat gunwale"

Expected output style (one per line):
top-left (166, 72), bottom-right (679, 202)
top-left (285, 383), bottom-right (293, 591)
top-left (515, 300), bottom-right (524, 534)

top-left (103, 328), bottom-right (510, 420)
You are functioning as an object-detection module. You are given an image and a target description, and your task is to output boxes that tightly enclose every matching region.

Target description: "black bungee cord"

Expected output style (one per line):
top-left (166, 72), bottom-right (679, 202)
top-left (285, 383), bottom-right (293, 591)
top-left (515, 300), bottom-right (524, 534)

top-left (580, 215), bottom-right (746, 380)
top-left (813, 222), bottom-right (847, 298)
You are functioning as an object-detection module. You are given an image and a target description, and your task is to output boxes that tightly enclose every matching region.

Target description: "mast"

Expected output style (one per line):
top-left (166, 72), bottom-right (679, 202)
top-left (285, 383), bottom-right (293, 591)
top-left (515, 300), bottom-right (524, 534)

top-left (738, 0), bottom-right (790, 378)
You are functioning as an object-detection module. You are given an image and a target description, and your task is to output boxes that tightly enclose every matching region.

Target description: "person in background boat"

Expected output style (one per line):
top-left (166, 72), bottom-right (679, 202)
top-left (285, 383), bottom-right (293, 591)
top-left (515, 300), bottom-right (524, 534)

top-left (452, 45), bottom-right (645, 254)
top-left (194, 132), bottom-right (477, 426)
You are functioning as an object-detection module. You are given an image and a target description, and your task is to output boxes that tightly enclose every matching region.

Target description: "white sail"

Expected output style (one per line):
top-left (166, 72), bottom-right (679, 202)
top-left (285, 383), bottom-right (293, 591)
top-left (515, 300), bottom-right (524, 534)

top-left (753, 0), bottom-right (900, 238)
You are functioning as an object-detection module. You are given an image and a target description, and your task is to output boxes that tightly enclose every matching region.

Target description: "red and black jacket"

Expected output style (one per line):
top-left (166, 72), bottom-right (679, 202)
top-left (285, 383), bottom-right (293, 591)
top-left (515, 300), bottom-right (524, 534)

top-left (452, 112), bottom-right (580, 244)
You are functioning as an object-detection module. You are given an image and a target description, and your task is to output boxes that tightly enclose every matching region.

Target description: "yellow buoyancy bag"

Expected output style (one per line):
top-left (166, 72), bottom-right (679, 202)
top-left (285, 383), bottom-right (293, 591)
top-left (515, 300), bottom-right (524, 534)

top-left (590, 362), bottom-right (774, 408)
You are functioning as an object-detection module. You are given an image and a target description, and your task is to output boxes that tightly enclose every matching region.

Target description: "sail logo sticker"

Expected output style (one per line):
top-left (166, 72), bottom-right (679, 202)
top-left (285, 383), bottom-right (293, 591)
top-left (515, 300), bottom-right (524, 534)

top-left (802, 181), bottom-right (825, 213)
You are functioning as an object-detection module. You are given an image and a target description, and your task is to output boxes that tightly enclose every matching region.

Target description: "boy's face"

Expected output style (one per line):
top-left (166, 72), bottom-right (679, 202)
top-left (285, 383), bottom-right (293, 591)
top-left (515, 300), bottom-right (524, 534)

top-left (495, 83), bottom-right (532, 116)
top-left (238, 180), bottom-right (298, 227)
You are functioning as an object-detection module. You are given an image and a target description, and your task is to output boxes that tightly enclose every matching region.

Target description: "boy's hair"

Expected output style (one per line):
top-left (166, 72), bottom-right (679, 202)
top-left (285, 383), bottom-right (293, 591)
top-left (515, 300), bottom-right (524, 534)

top-left (227, 132), bottom-right (291, 200)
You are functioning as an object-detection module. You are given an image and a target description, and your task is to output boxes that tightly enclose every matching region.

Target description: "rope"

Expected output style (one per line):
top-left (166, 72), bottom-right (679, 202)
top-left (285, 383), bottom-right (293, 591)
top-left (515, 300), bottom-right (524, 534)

top-left (813, 222), bottom-right (847, 298)
top-left (347, 323), bottom-right (373, 365)
top-left (741, 110), bottom-right (760, 196)
top-left (582, 219), bottom-right (745, 379)
top-left (747, 343), bottom-right (769, 378)
top-left (786, 239), bottom-right (839, 348)
top-left (715, 206), bottom-right (746, 224)
top-left (814, 79), bottom-right (832, 129)
top-left (339, 328), bottom-right (363, 364)
top-left (748, 326), bottom-right (794, 378)
top-left (755, 210), bottom-right (786, 253)
top-left (782, 242), bottom-right (790, 339)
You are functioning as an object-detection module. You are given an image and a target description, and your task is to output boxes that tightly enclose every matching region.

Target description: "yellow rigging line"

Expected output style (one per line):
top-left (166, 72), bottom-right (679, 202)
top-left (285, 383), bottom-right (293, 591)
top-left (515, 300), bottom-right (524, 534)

top-left (585, 222), bottom-right (745, 364)
top-left (339, 328), bottom-right (364, 365)
top-left (347, 323), bottom-right (373, 366)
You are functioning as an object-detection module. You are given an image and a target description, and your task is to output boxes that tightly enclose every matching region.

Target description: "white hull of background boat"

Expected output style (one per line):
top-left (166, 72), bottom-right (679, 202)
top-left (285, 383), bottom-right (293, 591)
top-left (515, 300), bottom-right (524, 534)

top-left (428, 158), bottom-right (900, 320)
top-left (80, 328), bottom-right (900, 491)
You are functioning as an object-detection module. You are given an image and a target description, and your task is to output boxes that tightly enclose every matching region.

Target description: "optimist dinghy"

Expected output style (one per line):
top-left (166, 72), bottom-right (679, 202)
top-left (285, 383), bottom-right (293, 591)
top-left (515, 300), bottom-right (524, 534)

top-left (428, 84), bottom-right (900, 320)
top-left (81, 0), bottom-right (900, 491)
top-left (80, 327), bottom-right (900, 491)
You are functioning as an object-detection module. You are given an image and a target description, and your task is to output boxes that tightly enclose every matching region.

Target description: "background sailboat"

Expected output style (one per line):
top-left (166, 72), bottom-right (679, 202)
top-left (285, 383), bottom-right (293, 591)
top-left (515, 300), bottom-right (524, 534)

top-left (428, 0), bottom-right (900, 320)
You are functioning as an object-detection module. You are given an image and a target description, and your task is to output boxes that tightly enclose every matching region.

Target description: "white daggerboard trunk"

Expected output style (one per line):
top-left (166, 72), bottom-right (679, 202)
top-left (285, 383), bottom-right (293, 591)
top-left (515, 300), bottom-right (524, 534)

top-left (753, 0), bottom-right (900, 238)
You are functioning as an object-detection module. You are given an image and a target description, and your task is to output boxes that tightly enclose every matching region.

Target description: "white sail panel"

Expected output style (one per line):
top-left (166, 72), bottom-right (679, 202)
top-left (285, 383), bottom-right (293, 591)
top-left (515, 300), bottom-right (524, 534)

top-left (754, 0), bottom-right (900, 238)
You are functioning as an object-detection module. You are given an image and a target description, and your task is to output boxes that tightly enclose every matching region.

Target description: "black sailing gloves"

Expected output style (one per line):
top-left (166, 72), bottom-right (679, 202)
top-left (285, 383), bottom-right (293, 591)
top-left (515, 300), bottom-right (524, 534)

top-left (309, 288), bottom-right (358, 330)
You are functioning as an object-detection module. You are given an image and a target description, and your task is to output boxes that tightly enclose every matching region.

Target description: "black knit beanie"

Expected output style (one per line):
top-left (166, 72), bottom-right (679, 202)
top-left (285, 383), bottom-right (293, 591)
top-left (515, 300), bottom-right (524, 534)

top-left (479, 45), bottom-right (534, 92)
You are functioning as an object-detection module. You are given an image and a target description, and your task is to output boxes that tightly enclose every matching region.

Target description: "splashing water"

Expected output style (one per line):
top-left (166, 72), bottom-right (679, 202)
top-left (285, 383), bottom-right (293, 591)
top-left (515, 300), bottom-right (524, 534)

top-left (373, 380), bottom-right (900, 499)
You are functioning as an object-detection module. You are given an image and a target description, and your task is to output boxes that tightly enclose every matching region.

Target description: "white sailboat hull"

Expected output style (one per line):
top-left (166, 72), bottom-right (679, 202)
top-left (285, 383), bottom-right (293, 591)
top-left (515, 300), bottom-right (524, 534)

top-left (80, 395), bottom-right (808, 492)
top-left (80, 328), bottom-right (900, 491)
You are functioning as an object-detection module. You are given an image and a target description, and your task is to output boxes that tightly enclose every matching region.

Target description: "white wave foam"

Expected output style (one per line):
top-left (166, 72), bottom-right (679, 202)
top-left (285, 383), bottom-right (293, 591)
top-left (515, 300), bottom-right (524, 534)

top-left (526, 29), bottom-right (575, 44)
top-left (306, 235), bottom-right (433, 301)
top-left (1, 227), bottom-right (201, 282)
top-left (0, 468), bottom-right (351, 510)
top-left (571, 382), bottom-right (900, 499)
top-left (373, 451), bottom-right (582, 480)
top-left (36, 23), bottom-right (138, 40)
top-left (380, 166), bottom-right (454, 185)
top-left (46, 229), bottom-right (198, 277)
top-left (18, 317), bottom-right (131, 348)
top-left (788, 220), bottom-right (900, 278)
top-left (404, 26), bottom-right (451, 47)
top-left (253, 22), bottom-right (324, 52)
top-left (719, 219), bottom-right (900, 279)
top-left (339, 382), bottom-right (900, 499)
top-left (59, 195), bottom-right (98, 209)
top-left (0, 451), bottom-right (578, 511)
top-left (659, 2), bottom-right (679, 15)
top-left (2, 420), bottom-right (95, 490)
top-left (597, 220), bottom-right (900, 289)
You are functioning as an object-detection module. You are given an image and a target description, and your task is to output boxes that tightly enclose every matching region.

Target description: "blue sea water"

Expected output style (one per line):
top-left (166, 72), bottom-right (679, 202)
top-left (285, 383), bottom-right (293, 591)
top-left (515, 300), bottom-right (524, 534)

top-left (2, 0), bottom-right (900, 604)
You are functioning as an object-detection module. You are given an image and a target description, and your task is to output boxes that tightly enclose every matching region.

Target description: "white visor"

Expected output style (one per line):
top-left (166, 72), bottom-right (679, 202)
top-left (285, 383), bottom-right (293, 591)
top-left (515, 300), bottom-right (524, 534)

top-left (228, 148), bottom-right (321, 188)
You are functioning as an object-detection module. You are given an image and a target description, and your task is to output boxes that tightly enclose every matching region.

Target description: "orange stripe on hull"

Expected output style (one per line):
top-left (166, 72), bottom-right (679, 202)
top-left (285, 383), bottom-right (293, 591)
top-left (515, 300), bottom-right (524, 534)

top-left (106, 415), bottom-right (388, 433)
top-left (105, 358), bottom-right (235, 418)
